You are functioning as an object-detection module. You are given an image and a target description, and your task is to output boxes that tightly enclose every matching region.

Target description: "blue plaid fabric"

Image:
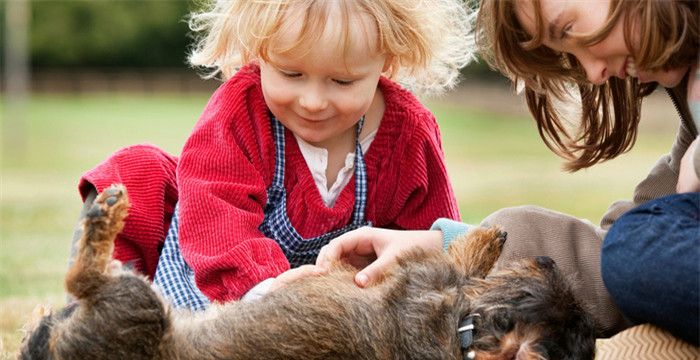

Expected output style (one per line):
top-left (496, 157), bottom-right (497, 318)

top-left (259, 116), bottom-right (370, 267)
top-left (153, 204), bottom-right (210, 311)
top-left (153, 116), bottom-right (370, 310)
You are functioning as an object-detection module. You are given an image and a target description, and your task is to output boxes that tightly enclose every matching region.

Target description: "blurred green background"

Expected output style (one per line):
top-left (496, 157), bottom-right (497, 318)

top-left (0, 0), bottom-right (677, 356)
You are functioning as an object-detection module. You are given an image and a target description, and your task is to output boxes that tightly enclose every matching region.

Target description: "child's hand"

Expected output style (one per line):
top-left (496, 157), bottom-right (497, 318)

top-left (677, 136), bottom-right (700, 193)
top-left (268, 265), bottom-right (327, 293)
top-left (316, 227), bottom-right (443, 288)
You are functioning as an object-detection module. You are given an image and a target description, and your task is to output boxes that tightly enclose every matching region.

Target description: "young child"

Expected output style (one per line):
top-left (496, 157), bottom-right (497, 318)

top-left (77, 0), bottom-right (474, 310)
top-left (317, 0), bottom-right (699, 348)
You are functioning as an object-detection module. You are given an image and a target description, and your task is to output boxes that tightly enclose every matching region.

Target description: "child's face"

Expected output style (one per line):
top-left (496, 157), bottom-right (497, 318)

top-left (259, 9), bottom-right (388, 149)
top-left (515, 0), bottom-right (689, 87)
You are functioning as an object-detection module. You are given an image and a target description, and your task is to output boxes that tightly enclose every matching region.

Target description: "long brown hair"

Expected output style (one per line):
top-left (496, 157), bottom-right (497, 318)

top-left (476, 0), bottom-right (699, 171)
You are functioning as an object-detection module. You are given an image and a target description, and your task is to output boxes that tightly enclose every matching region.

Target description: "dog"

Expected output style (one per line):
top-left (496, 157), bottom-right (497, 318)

top-left (19, 184), bottom-right (596, 359)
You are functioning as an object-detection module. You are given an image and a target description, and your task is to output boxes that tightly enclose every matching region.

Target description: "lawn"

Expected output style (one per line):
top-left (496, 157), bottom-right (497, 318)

top-left (0, 91), bottom-right (675, 356)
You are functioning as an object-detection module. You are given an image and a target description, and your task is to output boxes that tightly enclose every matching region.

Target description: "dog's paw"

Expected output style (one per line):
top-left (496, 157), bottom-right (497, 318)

top-left (83, 184), bottom-right (130, 246)
top-left (88, 184), bottom-right (128, 218)
top-left (86, 185), bottom-right (129, 225)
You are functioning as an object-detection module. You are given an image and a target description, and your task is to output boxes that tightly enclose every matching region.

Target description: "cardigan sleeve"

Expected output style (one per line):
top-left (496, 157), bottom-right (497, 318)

top-left (390, 112), bottom-right (461, 230)
top-left (177, 76), bottom-right (290, 303)
top-left (430, 218), bottom-right (471, 250)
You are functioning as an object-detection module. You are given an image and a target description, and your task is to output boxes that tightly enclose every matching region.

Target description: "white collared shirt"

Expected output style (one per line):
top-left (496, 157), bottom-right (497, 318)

top-left (241, 129), bottom-right (378, 302)
top-left (294, 130), bottom-right (377, 207)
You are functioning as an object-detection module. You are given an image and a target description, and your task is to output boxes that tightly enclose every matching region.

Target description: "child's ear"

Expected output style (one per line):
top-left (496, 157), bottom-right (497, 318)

top-left (382, 56), bottom-right (394, 73)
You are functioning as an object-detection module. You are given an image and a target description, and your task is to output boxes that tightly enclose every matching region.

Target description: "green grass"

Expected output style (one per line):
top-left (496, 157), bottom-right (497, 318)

top-left (1, 93), bottom-right (207, 356)
top-left (435, 102), bottom-right (674, 222)
top-left (0, 93), bottom-right (675, 355)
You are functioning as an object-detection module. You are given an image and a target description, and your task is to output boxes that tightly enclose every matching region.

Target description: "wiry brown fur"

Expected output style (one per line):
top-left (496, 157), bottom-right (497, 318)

top-left (19, 184), bottom-right (596, 360)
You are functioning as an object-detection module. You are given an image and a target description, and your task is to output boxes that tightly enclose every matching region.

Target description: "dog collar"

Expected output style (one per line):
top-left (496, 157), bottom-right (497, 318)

top-left (458, 314), bottom-right (478, 359)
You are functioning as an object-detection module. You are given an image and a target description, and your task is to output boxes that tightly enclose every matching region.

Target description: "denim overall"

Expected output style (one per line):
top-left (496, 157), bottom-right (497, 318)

top-left (154, 116), bottom-right (370, 311)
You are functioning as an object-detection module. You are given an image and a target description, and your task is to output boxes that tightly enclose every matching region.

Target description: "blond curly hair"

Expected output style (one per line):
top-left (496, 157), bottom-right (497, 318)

top-left (188, 0), bottom-right (475, 96)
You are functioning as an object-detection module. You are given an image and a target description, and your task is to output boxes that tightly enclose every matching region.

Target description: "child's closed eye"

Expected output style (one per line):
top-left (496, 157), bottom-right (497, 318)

top-left (560, 23), bottom-right (574, 40)
top-left (276, 66), bottom-right (355, 86)
top-left (280, 70), bottom-right (302, 78)
top-left (333, 79), bottom-right (355, 86)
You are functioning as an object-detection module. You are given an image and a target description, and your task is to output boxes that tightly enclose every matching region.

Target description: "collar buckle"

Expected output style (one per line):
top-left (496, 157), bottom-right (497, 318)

top-left (458, 314), bottom-right (479, 359)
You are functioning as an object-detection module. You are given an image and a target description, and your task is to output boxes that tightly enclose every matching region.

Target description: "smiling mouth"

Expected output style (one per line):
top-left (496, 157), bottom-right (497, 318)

top-left (300, 115), bottom-right (329, 123)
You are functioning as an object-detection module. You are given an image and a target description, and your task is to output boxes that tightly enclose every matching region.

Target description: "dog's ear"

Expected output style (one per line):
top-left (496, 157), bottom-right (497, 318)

top-left (448, 227), bottom-right (506, 278)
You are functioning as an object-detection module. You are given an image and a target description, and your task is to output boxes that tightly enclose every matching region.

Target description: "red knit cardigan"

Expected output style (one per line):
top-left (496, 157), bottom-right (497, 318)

top-left (79, 64), bottom-right (460, 302)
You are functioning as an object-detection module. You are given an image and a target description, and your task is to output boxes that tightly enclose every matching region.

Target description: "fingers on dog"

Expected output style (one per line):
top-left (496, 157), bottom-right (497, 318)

top-left (317, 229), bottom-right (364, 268)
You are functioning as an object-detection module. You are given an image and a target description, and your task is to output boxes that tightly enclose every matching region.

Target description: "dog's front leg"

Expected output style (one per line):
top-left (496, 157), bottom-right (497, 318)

top-left (64, 184), bottom-right (129, 300)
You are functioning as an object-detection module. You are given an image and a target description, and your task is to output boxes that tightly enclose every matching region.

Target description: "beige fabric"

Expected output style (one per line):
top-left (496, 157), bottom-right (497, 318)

top-left (482, 85), bottom-right (698, 337)
top-left (596, 324), bottom-right (699, 360)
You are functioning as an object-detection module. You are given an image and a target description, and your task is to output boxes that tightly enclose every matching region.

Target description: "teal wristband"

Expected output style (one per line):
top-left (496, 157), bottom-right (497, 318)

top-left (430, 218), bottom-right (471, 251)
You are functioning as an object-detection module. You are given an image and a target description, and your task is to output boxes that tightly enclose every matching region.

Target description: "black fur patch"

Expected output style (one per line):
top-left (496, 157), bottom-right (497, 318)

top-left (57, 302), bottom-right (77, 320)
top-left (20, 316), bottom-right (53, 360)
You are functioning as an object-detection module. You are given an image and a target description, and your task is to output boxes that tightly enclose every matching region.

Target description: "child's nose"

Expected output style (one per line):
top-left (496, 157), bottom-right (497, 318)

top-left (299, 87), bottom-right (328, 112)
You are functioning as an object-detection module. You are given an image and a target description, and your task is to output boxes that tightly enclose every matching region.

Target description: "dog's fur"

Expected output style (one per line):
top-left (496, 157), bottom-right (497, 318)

top-left (19, 185), bottom-right (596, 360)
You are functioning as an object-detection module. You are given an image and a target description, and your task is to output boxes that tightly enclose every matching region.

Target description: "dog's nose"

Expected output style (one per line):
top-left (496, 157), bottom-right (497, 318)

top-left (534, 256), bottom-right (555, 269)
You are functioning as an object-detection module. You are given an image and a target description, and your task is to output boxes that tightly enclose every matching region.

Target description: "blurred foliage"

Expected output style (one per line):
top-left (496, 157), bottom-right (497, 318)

top-left (461, 58), bottom-right (506, 82)
top-left (10, 0), bottom-right (501, 79)
top-left (28, 0), bottom-right (195, 68)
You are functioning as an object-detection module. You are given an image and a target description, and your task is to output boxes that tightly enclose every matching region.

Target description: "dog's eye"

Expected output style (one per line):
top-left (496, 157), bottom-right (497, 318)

top-left (493, 314), bottom-right (515, 333)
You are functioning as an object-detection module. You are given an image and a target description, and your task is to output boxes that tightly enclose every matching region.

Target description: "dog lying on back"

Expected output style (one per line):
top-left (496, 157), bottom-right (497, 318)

top-left (19, 185), bottom-right (596, 360)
